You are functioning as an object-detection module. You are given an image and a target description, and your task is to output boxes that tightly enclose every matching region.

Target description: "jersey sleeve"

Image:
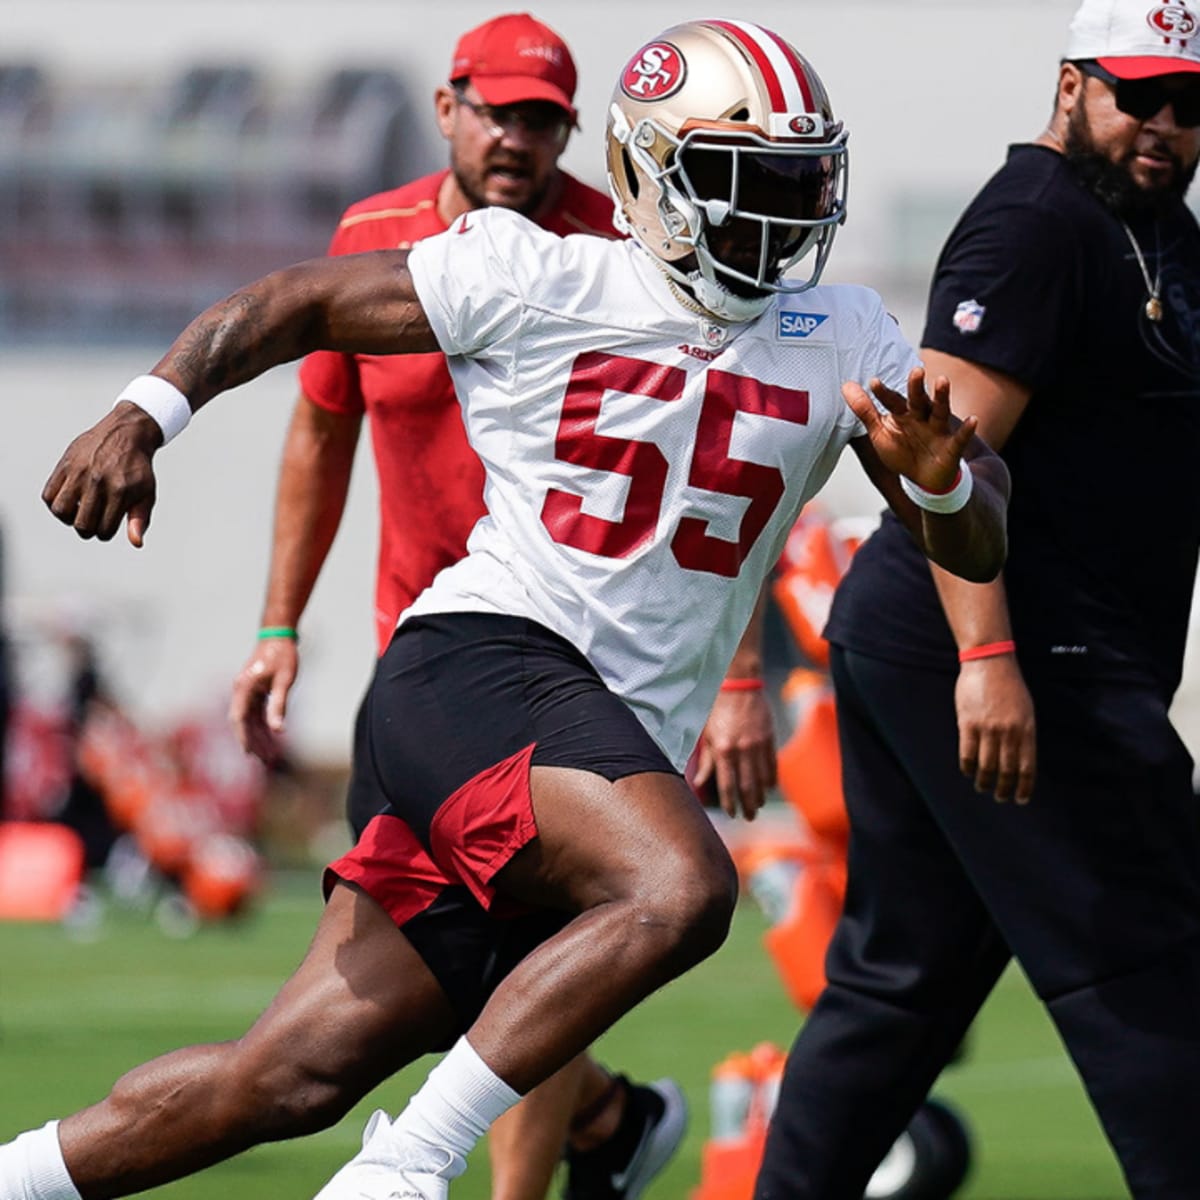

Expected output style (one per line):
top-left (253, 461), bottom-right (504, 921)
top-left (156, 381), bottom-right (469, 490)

top-left (407, 209), bottom-right (542, 358)
top-left (921, 201), bottom-right (1081, 391)
top-left (837, 291), bottom-right (923, 437)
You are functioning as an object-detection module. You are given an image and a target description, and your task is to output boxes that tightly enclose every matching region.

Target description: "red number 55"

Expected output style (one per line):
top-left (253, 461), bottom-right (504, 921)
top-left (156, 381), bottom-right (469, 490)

top-left (540, 350), bottom-right (810, 578)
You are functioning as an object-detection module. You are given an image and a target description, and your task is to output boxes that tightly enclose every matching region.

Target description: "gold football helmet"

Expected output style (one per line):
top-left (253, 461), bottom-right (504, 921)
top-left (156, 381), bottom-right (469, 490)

top-left (606, 19), bottom-right (848, 321)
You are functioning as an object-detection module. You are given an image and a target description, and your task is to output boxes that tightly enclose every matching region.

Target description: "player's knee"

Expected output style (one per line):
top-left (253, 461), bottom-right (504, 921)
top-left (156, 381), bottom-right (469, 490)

top-left (675, 874), bottom-right (736, 966)
top-left (636, 844), bottom-right (737, 967)
top-left (685, 850), bottom-right (739, 956)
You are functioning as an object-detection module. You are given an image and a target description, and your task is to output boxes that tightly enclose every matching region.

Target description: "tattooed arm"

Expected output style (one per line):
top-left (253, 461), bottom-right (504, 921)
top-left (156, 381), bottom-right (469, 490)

top-left (151, 251), bottom-right (434, 406)
top-left (43, 251), bottom-right (436, 544)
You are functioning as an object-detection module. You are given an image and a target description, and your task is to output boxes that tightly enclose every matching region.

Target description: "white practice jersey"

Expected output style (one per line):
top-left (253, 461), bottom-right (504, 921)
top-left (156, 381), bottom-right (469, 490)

top-left (405, 208), bottom-right (920, 769)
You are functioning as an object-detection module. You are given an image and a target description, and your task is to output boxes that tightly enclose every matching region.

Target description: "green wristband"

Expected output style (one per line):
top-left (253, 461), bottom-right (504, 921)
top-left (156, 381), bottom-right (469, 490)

top-left (257, 626), bottom-right (298, 641)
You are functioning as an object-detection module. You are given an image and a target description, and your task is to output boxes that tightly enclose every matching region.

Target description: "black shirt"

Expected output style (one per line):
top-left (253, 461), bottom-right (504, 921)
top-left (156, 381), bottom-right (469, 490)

top-left (826, 143), bottom-right (1200, 699)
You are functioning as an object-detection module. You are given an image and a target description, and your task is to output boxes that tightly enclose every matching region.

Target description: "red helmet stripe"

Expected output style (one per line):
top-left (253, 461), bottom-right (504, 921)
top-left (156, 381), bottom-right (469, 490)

top-left (702, 19), bottom-right (815, 113)
top-left (761, 27), bottom-right (817, 111)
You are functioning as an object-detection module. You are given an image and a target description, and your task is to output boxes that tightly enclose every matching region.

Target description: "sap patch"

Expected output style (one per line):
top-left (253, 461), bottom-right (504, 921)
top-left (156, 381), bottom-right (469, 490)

top-left (778, 311), bottom-right (829, 339)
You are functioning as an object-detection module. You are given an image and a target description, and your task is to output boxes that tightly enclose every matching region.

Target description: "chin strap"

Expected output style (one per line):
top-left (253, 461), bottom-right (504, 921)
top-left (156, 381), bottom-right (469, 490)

top-left (664, 269), bottom-right (771, 323)
top-left (645, 243), bottom-right (771, 325)
top-left (664, 275), bottom-right (714, 317)
top-left (688, 271), bottom-right (774, 322)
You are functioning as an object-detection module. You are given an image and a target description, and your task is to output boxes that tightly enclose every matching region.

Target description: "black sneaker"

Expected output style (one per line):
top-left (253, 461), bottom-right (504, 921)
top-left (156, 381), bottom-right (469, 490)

top-left (563, 1077), bottom-right (688, 1200)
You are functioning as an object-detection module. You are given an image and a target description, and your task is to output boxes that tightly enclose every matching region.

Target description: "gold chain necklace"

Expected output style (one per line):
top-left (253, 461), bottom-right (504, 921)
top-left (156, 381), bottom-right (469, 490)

top-left (1120, 220), bottom-right (1163, 322)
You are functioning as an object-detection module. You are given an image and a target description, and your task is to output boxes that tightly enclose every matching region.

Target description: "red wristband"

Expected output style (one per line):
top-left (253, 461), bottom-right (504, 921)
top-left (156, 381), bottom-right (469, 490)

top-left (720, 677), bottom-right (765, 692)
top-left (958, 640), bottom-right (1016, 663)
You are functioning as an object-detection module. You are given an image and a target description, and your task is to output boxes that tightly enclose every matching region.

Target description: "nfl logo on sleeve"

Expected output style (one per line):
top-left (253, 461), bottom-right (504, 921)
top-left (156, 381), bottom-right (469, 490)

top-left (953, 299), bottom-right (985, 334)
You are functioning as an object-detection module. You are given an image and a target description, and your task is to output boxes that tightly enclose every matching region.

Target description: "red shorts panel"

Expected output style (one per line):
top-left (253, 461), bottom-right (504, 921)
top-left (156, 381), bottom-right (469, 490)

top-left (429, 742), bottom-right (538, 907)
top-left (331, 742), bottom-right (538, 918)
top-left (324, 812), bottom-right (447, 927)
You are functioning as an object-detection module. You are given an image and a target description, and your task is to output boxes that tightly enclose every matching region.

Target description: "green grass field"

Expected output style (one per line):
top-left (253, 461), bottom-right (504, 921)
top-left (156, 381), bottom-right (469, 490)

top-left (0, 872), bottom-right (1128, 1200)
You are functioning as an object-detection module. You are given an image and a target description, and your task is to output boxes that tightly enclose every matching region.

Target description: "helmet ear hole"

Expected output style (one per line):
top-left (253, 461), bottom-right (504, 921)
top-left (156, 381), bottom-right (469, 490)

top-left (620, 147), bottom-right (640, 199)
top-left (728, 106), bottom-right (750, 121)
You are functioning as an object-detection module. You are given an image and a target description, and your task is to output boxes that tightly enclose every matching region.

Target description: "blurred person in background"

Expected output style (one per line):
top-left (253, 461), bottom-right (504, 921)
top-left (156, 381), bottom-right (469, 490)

top-left (0, 521), bottom-right (9, 816)
top-left (753, 1), bottom-right (1200, 1197)
top-left (25, 18), bottom-right (1007, 1200)
top-left (227, 13), bottom-right (776, 1199)
top-left (54, 631), bottom-right (120, 870)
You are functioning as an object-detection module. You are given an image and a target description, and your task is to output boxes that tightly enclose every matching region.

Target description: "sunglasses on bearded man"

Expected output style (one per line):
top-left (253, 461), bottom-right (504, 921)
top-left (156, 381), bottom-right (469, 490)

top-left (1075, 59), bottom-right (1200, 127)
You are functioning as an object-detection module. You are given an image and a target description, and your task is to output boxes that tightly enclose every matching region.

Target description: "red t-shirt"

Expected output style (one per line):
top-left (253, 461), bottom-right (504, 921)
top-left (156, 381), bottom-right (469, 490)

top-left (297, 169), bottom-right (619, 652)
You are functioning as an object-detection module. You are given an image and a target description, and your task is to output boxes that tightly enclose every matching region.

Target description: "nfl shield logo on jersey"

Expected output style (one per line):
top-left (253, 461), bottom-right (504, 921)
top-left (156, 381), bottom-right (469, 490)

top-left (952, 299), bottom-right (985, 335)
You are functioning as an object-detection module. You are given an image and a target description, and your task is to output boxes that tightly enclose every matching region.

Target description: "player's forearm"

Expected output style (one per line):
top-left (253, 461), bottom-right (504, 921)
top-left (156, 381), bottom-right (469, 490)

top-left (917, 452), bottom-right (1009, 584)
top-left (260, 407), bottom-right (359, 628)
top-left (146, 253), bottom-right (435, 410)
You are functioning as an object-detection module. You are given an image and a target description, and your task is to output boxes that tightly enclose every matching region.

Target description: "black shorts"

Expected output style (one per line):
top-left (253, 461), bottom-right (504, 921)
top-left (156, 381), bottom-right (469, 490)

top-left (327, 612), bottom-right (677, 1028)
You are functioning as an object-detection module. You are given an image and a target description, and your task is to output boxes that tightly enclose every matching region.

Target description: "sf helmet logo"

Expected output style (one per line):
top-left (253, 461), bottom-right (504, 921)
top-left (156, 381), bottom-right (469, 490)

top-left (789, 115), bottom-right (818, 135)
top-left (621, 42), bottom-right (686, 100)
top-left (1148, 4), bottom-right (1199, 38)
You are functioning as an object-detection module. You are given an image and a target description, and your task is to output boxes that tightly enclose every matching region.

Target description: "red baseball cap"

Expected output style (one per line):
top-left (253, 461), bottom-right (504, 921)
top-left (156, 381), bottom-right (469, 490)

top-left (1065, 0), bottom-right (1200, 79)
top-left (450, 12), bottom-right (578, 121)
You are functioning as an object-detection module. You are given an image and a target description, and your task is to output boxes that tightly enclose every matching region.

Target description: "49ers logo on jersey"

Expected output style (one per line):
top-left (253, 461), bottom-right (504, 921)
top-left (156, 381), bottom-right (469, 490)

top-left (1148, 4), bottom-right (1198, 39)
top-left (621, 42), bottom-right (686, 100)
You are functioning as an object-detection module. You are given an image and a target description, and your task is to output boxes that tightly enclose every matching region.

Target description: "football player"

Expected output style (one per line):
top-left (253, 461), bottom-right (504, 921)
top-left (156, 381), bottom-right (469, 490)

top-left (226, 14), bottom-right (715, 1200)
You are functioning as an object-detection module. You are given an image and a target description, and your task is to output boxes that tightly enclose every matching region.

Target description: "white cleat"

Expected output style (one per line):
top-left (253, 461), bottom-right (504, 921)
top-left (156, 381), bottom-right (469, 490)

top-left (312, 1110), bottom-right (464, 1200)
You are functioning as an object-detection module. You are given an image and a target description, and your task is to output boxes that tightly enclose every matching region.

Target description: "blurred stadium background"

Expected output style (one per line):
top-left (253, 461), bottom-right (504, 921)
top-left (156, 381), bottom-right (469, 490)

top-left (0, 3), bottom-right (1193, 1196)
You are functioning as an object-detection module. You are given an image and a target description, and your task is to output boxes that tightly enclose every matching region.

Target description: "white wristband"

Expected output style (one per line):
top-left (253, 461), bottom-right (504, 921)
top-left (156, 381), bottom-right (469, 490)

top-left (900, 459), bottom-right (973, 514)
top-left (114, 374), bottom-right (192, 444)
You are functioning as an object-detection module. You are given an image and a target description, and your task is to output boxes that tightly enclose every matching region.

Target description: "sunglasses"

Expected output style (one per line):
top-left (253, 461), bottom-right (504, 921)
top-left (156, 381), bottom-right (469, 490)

top-left (1076, 59), bottom-right (1200, 127)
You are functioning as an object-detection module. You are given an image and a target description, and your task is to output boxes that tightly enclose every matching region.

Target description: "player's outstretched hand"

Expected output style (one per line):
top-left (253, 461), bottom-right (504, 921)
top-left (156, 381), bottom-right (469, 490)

top-left (42, 402), bottom-right (162, 547)
top-left (842, 366), bottom-right (978, 494)
top-left (230, 638), bottom-right (298, 766)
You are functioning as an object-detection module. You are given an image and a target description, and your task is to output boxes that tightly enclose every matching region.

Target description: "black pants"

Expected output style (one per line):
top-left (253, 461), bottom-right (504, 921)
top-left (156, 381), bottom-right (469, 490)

top-left (755, 646), bottom-right (1200, 1200)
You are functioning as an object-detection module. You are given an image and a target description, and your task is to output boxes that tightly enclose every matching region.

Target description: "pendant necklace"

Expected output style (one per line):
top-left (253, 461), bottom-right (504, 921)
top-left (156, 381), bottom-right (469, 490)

top-left (665, 277), bottom-right (731, 346)
top-left (1121, 220), bottom-right (1163, 322)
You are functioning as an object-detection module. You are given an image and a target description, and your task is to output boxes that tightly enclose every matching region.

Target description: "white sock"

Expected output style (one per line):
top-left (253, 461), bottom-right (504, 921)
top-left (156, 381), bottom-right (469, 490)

top-left (0, 1121), bottom-right (82, 1200)
top-left (389, 1037), bottom-right (521, 1174)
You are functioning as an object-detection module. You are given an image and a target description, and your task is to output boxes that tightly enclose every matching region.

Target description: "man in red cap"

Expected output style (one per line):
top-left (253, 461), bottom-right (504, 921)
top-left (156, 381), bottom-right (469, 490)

top-left (227, 12), bottom-right (774, 1200)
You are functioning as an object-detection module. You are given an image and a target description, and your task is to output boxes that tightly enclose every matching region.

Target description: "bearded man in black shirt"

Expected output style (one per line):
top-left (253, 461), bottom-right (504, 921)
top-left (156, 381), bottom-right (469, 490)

top-left (755, 1), bottom-right (1200, 1197)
